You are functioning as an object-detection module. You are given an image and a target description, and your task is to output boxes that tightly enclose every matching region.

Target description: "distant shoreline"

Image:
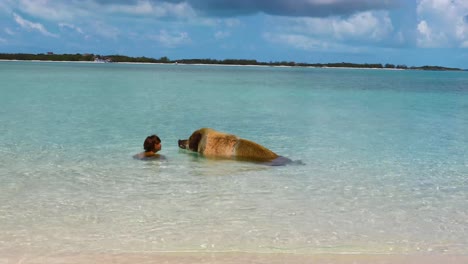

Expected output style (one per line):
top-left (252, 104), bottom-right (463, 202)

top-left (0, 59), bottom-right (405, 71)
top-left (0, 53), bottom-right (465, 71)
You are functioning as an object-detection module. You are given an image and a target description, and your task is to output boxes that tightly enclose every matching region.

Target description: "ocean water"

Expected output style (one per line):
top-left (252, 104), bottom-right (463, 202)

top-left (0, 61), bottom-right (467, 256)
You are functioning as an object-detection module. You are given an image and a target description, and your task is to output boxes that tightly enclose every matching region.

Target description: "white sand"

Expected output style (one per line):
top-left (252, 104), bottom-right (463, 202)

top-left (1, 252), bottom-right (467, 264)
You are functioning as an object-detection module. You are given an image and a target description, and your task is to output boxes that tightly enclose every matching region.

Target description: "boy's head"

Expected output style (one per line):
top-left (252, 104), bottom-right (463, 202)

top-left (144, 135), bottom-right (161, 152)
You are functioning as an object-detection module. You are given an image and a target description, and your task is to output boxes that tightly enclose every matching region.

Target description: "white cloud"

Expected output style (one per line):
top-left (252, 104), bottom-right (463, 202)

top-left (333, 12), bottom-right (393, 41)
top-left (107, 0), bottom-right (154, 15)
top-left (166, 1), bottom-right (196, 18)
top-left (195, 17), bottom-right (243, 28)
top-left (59, 23), bottom-right (84, 34)
top-left (215, 31), bottom-right (230, 40)
top-left (149, 30), bottom-right (191, 47)
top-left (5, 28), bottom-right (15, 35)
top-left (13, 0), bottom-right (195, 22)
top-left (13, 13), bottom-right (58, 37)
top-left (395, 31), bottom-right (405, 44)
top-left (106, 0), bottom-right (195, 17)
top-left (416, 20), bottom-right (447, 47)
top-left (416, 0), bottom-right (468, 48)
top-left (90, 21), bottom-right (120, 39)
top-left (212, 19), bottom-right (241, 40)
top-left (0, 37), bottom-right (6, 43)
top-left (224, 18), bottom-right (241, 27)
top-left (285, 12), bottom-right (393, 41)
top-left (18, 0), bottom-right (81, 21)
top-left (0, 0), bottom-right (14, 13)
top-left (265, 11), bottom-right (398, 50)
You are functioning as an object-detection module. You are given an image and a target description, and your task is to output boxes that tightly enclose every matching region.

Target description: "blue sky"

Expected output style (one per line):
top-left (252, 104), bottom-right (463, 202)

top-left (1, 0), bottom-right (468, 68)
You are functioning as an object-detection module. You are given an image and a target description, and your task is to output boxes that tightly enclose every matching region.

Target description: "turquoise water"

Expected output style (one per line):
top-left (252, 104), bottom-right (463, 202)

top-left (0, 61), bottom-right (467, 255)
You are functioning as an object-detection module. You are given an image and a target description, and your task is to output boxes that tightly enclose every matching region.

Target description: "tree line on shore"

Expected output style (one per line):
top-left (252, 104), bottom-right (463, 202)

top-left (0, 53), bottom-right (463, 71)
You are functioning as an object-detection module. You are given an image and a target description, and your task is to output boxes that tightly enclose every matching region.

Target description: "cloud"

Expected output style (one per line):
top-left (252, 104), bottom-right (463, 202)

top-left (148, 30), bottom-right (191, 47)
top-left (416, 17), bottom-right (454, 48)
top-left (270, 11), bottom-right (394, 45)
top-left (224, 18), bottom-right (241, 27)
top-left (5, 28), bottom-right (15, 35)
top-left (106, 0), bottom-right (154, 15)
top-left (17, 0), bottom-right (83, 21)
top-left (184, 0), bottom-right (402, 17)
top-left (416, 0), bottom-right (468, 48)
top-left (105, 0), bottom-right (195, 17)
top-left (89, 21), bottom-right (120, 39)
top-left (0, 37), bottom-right (6, 44)
top-left (59, 23), bottom-right (84, 34)
top-left (331, 11), bottom-right (393, 41)
top-left (72, 0), bottom-right (404, 17)
top-left (13, 13), bottom-right (58, 37)
top-left (417, 20), bottom-right (437, 47)
top-left (7, 0), bottom-right (403, 31)
top-left (0, 0), bottom-right (13, 13)
top-left (12, 0), bottom-right (194, 22)
top-left (214, 31), bottom-right (230, 40)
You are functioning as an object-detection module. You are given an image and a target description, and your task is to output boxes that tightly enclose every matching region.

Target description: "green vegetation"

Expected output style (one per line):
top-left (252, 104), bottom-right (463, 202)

top-left (0, 53), bottom-right (95, 61)
top-left (0, 53), bottom-right (464, 71)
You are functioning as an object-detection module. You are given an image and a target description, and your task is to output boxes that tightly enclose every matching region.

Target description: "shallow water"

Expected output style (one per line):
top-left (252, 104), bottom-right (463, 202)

top-left (0, 61), bottom-right (467, 255)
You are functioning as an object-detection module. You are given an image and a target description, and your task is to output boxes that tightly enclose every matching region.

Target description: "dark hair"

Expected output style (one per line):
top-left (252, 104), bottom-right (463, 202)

top-left (189, 131), bottom-right (202, 152)
top-left (143, 135), bottom-right (161, 152)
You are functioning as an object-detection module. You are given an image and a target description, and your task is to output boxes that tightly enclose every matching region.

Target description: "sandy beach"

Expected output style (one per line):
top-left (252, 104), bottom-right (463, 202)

top-left (1, 252), bottom-right (467, 264)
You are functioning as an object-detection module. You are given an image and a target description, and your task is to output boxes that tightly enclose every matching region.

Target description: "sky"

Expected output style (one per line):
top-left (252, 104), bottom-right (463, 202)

top-left (1, 0), bottom-right (468, 68)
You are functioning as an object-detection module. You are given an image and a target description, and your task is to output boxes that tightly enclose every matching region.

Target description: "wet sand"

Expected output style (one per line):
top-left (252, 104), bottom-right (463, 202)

top-left (2, 252), bottom-right (467, 264)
